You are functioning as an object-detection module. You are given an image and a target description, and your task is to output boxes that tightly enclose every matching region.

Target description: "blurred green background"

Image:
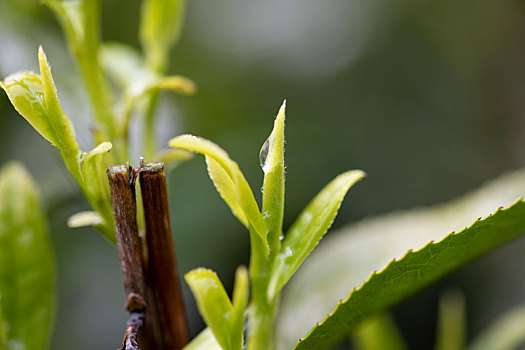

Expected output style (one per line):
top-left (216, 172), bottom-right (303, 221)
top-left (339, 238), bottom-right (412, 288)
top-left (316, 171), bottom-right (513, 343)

top-left (1, 0), bottom-right (525, 348)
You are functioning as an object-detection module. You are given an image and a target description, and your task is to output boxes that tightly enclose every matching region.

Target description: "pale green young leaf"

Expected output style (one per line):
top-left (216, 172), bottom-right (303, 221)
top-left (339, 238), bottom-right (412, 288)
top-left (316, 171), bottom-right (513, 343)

top-left (100, 42), bottom-right (155, 92)
top-left (150, 76), bottom-right (197, 95)
top-left (67, 211), bottom-right (104, 228)
top-left (185, 268), bottom-right (233, 350)
top-left (1, 47), bottom-right (80, 167)
top-left (1, 72), bottom-right (58, 146)
top-left (44, 0), bottom-right (122, 160)
top-left (206, 156), bottom-right (249, 228)
top-left (268, 170), bottom-right (364, 299)
top-left (261, 100), bottom-right (286, 252)
top-left (1, 48), bottom-right (78, 153)
top-left (352, 314), bottom-right (407, 350)
top-left (0, 162), bottom-right (55, 350)
top-left (292, 200), bottom-right (525, 349)
top-left (100, 42), bottom-right (196, 136)
top-left (37, 46), bottom-right (78, 152)
top-left (183, 328), bottom-right (222, 350)
top-left (469, 303), bottom-right (525, 350)
top-left (230, 266), bottom-right (249, 350)
top-left (435, 290), bottom-right (466, 350)
top-left (140, 0), bottom-right (186, 71)
top-left (78, 142), bottom-right (115, 243)
top-left (169, 135), bottom-right (268, 252)
top-left (120, 75), bottom-right (196, 134)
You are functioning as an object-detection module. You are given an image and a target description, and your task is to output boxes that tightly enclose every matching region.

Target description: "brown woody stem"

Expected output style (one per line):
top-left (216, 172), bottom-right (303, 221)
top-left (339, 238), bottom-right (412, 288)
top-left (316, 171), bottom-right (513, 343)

top-left (139, 162), bottom-right (189, 350)
top-left (119, 312), bottom-right (146, 350)
top-left (108, 165), bottom-right (151, 349)
top-left (107, 165), bottom-right (147, 312)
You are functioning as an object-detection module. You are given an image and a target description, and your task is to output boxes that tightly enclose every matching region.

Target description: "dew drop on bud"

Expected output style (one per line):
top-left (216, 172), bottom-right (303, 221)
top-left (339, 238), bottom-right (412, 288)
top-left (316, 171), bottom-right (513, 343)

top-left (259, 137), bottom-right (270, 172)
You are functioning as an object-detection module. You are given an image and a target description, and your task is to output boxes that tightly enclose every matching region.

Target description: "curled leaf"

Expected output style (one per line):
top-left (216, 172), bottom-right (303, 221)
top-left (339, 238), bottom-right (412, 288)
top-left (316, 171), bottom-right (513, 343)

top-left (169, 135), bottom-right (268, 253)
top-left (78, 142), bottom-right (115, 242)
top-left (0, 47), bottom-right (78, 153)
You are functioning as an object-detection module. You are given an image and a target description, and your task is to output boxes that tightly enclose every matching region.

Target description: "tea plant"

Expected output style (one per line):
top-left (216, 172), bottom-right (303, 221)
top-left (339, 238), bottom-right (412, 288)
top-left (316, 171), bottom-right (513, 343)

top-left (2, 1), bottom-right (525, 349)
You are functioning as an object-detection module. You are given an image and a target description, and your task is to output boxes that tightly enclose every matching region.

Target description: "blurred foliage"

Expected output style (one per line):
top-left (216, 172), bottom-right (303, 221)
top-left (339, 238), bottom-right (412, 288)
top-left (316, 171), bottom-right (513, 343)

top-left (1, 0), bottom-right (525, 348)
top-left (0, 162), bottom-right (55, 350)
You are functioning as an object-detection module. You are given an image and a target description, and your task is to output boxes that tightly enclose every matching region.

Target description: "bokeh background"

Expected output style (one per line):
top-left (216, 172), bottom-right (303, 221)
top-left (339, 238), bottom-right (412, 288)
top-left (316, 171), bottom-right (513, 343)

top-left (1, 0), bottom-right (525, 348)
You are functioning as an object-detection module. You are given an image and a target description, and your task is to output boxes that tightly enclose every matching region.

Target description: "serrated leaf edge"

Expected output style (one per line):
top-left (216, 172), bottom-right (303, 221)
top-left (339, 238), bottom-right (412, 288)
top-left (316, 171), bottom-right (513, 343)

top-left (293, 198), bottom-right (523, 347)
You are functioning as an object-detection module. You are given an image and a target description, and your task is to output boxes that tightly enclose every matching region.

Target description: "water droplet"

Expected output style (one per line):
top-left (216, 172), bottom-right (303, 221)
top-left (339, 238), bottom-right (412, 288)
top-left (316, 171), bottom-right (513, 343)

top-left (279, 233), bottom-right (284, 241)
top-left (285, 246), bottom-right (293, 257)
top-left (259, 137), bottom-right (270, 172)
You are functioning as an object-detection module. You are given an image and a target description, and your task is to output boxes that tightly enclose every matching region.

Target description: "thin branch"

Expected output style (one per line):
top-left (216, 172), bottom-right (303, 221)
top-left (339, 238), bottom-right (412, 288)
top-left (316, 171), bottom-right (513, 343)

top-left (107, 165), bottom-right (147, 312)
top-left (108, 165), bottom-right (153, 350)
top-left (119, 312), bottom-right (145, 350)
top-left (139, 162), bottom-right (190, 350)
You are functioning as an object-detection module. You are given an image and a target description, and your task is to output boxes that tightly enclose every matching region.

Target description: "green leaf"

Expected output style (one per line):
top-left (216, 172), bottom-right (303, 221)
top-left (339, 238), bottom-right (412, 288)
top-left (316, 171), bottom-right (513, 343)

top-left (291, 199), bottom-right (525, 349)
top-left (277, 169), bottom-right (525, 349)
top-left (0, 162), bottom-right (55, 350)
top-left (183, 328), bottom-right (222, 350)
top-left (100, 42), bottom-right (196, 137)
top-left (0, 306), bottom-right (8, 349)
top-left (0, 47), bottom-right (79, 153)
top-left (435, 289), bottom-right (466, 350)
top-left (140, 0), bottom-right (186, 71)
top-left (78, 142), bottom-right (115, 242)
top-left (231, 266), bottom-right (249, 350)
top-left (120, 75), bottom-right (196, 132)
top-left (352, 314), bottom-right (407, 350)
top-left (185, 268), bottom-right (233, 350)
top-left (100, 42), bottom-right (155, 92)
top-left (468, 303), bottom-right (525, 350)
top-left (268, 170), bottom-right (365, 299)
top-left (169, 135), bottom-right (268, 253)
top-left (261, 100), bottom-right (286, 252)
top-left (206, 157), bottom-right (249, 228)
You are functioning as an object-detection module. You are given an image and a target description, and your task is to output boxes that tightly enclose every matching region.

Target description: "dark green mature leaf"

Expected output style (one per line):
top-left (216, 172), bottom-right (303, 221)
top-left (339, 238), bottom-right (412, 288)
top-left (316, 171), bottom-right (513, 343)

top-left (292, 199), bottom-right (525, 349)
top-left (278, 170), bottom-right (525, 348)
top-left (0, 162), bottom-right (55, 350)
